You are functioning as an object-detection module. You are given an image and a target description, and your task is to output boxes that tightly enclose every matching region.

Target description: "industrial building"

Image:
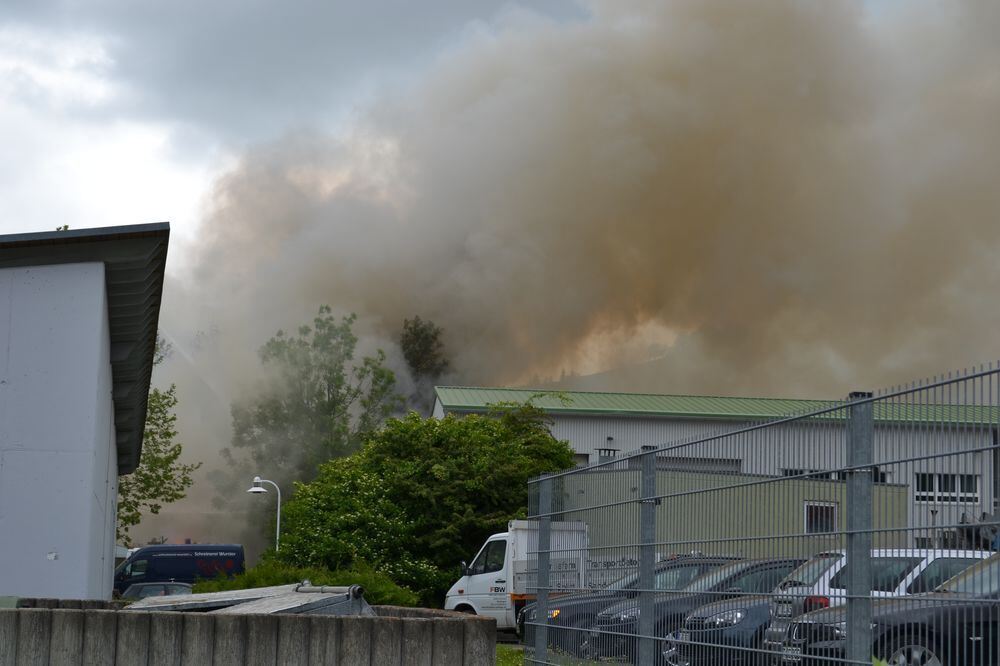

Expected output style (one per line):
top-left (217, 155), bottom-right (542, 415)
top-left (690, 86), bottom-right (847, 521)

top-left (433, 386), bottom-right (999, 548)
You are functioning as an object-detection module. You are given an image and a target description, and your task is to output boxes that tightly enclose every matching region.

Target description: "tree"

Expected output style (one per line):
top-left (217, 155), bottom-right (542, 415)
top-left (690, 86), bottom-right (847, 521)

top-left (217, 306), bottom-right (403, 499)
top-left (116, 338), bottom-right (202, 544)
top-left (400, 316), bottom-right (449, 381)
top-left (277, 402), bottom-right (575, 603)
top-left (400, 315), bottom-right (449, 414)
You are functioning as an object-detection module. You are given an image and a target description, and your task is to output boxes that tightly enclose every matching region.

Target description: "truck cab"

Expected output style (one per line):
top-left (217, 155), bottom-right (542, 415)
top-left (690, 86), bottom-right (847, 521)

top-left (445, 532), bottom-right (513, 625)
top-left (445, 520), bottom-right (588, 630)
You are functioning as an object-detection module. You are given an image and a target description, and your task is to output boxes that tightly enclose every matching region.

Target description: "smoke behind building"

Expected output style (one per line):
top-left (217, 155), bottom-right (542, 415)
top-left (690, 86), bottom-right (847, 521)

top-left (160, 0), bottom-right (1000, 417)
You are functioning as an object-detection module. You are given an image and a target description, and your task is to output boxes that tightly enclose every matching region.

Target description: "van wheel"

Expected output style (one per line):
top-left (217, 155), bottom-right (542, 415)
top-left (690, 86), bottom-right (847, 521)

top-left (455, 605), bottom-right (476, 614)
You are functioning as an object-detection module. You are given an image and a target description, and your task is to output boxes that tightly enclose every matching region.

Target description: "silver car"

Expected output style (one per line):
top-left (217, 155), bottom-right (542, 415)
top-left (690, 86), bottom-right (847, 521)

top-left (762, 548), bottom-right (992, 662)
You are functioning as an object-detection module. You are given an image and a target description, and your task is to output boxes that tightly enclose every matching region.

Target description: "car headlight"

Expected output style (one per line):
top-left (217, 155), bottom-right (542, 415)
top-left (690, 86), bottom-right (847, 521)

top-left (704, 609), bottom-right (746, 628)
top-left (609, 607), bottom-right (640, 623)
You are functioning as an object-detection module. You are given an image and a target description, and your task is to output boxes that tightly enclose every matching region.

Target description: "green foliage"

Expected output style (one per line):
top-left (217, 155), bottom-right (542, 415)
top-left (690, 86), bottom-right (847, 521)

top-left (399, 315), bottom-right (450, 415)
top-left (217, 306), bottom-right (403, 500)
top-left (191, 558), bottom-right (418, 607)
top-left (278, 403), bottom-right (576, 604)
top-left (117, 337), bottom-right (201, 544)
top-left (400, 315), bottom-right (449, 382)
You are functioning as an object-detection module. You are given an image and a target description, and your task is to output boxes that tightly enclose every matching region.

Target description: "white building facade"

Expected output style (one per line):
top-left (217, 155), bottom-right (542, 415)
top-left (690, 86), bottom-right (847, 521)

top-left (0, 225), bottom-right (168, 599)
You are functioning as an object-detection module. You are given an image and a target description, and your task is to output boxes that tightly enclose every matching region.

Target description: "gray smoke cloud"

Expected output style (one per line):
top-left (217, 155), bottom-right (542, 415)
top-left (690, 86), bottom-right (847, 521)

top-left (170, 0), bottom-right (1000, 409)
top-left (137, 0), bottom-right (1000, 549)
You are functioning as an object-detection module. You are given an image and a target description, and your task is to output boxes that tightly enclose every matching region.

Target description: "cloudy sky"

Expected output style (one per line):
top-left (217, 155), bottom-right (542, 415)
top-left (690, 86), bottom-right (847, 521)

top-left (5, 0), bottom-right (1000, 403)
top-left (0, 0), bottom-right (580, 251)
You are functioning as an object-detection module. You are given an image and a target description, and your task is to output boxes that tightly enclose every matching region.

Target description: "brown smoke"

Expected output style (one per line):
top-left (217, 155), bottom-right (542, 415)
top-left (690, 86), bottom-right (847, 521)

top-left (172, 0), bottom-right (1000, 403)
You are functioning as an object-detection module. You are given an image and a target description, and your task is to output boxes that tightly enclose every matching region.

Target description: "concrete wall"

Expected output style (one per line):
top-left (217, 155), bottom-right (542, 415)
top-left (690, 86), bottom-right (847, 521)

top-left (0, 263), bottom-right (117, 600)
top-left (0, 606), bottom-right (496, 665)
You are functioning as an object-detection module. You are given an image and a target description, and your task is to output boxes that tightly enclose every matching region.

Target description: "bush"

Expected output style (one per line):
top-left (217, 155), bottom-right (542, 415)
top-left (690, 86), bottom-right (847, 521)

top-left (278, 403), bottom-right (576, 605)
top-left (192, 558), bottom-right (418, 607)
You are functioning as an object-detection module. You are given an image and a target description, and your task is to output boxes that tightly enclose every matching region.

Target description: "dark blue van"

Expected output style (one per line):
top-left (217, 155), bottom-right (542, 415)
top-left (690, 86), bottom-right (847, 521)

top-left (113, 544), bottom-right (245, 595)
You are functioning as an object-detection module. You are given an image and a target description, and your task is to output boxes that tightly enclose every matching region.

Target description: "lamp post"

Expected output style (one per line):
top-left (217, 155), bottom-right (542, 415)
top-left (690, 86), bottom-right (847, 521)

top-left (247, 476), bottom-right (282, 552)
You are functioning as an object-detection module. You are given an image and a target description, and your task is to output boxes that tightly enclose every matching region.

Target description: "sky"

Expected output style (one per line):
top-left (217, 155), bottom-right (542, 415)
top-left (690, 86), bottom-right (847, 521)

top-left (0, 0), bottom-right (581, 250)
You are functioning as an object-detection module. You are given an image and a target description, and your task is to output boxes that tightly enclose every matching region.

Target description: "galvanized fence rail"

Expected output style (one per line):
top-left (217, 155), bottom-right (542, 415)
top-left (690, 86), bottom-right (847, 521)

top-left (523, 364), bottom-right (1000, 665)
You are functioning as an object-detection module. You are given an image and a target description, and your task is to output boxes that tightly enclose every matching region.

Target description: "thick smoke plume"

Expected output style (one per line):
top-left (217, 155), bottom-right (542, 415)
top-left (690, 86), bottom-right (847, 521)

top-left (140, 0), bottom-right (1000, 548)
top-left (171, 0), bottom-right (1000, 407)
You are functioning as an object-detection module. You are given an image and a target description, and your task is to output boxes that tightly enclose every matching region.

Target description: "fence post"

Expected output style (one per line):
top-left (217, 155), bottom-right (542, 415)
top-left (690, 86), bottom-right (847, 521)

top-left (846, 391), bottom-right (874, 665)
top-left (638, 445), bottom-right (658, 665)
top-left (532, 474), bottom-right (552, 663)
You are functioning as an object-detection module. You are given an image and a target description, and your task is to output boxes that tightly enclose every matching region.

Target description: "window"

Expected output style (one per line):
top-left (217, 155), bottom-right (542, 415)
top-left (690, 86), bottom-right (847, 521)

top-left (784, 468), bottom-right (888, 483)
top-left (654, 564), bottom-right (704, 591)
top-left (914, 474), bottom-right (979, 503)
top-left (804, 502), bottom-right (838, 534)
top-left (907, 558), bottom-right (982, 594)
top-left (136, 585), bottom-right (166, 599)
top-left (126, 559), bottom-right (148, 579)
top-left (470, 540), bottom-right (506, 576)
top-left (830, 557), bottom-right (922, 592)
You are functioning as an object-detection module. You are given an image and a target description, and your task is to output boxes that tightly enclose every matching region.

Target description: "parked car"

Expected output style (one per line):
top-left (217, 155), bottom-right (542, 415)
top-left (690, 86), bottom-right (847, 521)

top-left (761, 548), bottom-right (992, 659)
top-left (777, 551), bottom-right (1000, 665)
top-left (585, 558), bottom-right (805, 663)
top-left (662, 593), bottom-right (774, 666)
top-left (121, 582), bottom-right (193, 600)
top-left (520, 555), bottom-right (740, 654)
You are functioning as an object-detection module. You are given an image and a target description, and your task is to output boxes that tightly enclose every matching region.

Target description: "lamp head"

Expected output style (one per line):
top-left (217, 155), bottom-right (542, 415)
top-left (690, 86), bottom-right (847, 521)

top-left (246, 476), bottom-right (268, 494)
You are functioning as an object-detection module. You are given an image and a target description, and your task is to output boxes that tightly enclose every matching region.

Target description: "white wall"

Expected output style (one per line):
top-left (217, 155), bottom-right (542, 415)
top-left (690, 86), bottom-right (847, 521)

top-left (0, 262), bottom-right (117, 599)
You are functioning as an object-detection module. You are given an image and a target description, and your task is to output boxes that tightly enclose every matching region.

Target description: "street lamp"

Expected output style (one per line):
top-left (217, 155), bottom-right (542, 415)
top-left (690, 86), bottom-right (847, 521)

top-left (246, 476), bottom-right (281, 552)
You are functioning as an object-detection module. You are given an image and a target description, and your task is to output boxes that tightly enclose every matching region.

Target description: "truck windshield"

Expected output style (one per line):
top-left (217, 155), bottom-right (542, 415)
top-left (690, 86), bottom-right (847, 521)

top-left (938, 553), bottom-right (1000, 596)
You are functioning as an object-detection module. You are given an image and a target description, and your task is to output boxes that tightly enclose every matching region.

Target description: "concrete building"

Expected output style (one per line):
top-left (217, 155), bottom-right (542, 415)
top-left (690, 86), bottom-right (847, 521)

top-left (0, 224), bottom-right (168, 599)
top-left (433, 386), bottom-right (999, 549)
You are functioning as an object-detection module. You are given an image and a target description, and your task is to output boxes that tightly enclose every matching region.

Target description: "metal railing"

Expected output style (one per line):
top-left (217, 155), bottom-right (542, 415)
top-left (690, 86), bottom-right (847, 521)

top-left (524, 363), bottom-right (1000, 665)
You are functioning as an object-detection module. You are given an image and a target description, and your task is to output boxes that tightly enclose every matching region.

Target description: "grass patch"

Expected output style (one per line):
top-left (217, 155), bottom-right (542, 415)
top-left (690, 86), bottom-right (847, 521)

top-left (496, 645), bottom-right (523, 666)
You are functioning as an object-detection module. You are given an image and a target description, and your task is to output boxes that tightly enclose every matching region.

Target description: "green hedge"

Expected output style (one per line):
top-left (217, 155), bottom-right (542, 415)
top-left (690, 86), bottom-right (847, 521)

top-left (192, 559), bottom-right (418, 607)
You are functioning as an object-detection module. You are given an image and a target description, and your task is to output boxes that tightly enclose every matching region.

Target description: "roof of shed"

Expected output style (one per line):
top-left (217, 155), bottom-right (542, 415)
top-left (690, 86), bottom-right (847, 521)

top-left (0, 223), bottom-right (169, 474)
top-left (434, 386), bottom-right (830, 420)
top-left (433, 386), bottom-right (1000, 425)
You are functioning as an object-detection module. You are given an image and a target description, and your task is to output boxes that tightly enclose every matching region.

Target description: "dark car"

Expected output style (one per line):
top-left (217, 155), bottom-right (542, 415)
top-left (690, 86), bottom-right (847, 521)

top-left (585, 558), bottom-right (805, 664)
top-left (663, 594), bottom-right (773, 666)
top-left (520, 556), bottom-right (739, 654)
top-left (121, 582), bottom-right (193, 600)
top-left (778, 552), bottom-right (1000, 666)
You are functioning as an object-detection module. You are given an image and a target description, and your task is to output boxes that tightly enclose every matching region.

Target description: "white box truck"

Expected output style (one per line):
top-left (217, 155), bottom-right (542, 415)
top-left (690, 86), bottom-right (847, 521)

top-left (444, 520), bottom-right (588, 630)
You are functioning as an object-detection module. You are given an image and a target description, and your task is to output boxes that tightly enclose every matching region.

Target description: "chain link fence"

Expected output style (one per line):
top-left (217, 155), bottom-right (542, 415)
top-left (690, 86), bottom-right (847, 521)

top-left (523, 365), bottom-right (1000, 665)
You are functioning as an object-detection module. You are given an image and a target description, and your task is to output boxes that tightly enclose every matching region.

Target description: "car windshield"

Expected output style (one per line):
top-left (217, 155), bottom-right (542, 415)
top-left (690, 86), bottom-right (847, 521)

top-left (938, 553), bottom-right (1000, 596)
top-left (780, 553), bottom-right (843, 587)
top-left (682, 562), bottom-right (753, 593)
top-left (605, 572), bottom-right (639, 591)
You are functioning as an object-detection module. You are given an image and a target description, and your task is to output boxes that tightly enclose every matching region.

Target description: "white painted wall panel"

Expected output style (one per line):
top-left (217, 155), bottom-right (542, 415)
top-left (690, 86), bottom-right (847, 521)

top-left (0, 263), bottom-right (116, 599)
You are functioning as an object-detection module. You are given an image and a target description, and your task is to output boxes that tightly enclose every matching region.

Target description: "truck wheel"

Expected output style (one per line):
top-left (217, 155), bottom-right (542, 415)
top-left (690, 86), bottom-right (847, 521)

top-left (455, 605), bottom-right (476, 615)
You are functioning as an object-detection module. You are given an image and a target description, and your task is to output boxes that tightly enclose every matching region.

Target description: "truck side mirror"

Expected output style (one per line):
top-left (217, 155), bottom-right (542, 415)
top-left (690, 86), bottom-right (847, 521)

top-left (460, 561), bottom-right (469, 576)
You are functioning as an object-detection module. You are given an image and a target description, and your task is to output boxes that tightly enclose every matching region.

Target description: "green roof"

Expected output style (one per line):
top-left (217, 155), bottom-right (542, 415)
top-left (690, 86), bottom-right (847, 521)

top-left (433, 386), bottom-right (1000, 425)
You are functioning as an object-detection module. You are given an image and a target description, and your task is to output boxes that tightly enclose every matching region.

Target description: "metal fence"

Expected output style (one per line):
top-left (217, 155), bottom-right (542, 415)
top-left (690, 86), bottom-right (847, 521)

top-left (523, 364), bottom-right (1000, 665)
